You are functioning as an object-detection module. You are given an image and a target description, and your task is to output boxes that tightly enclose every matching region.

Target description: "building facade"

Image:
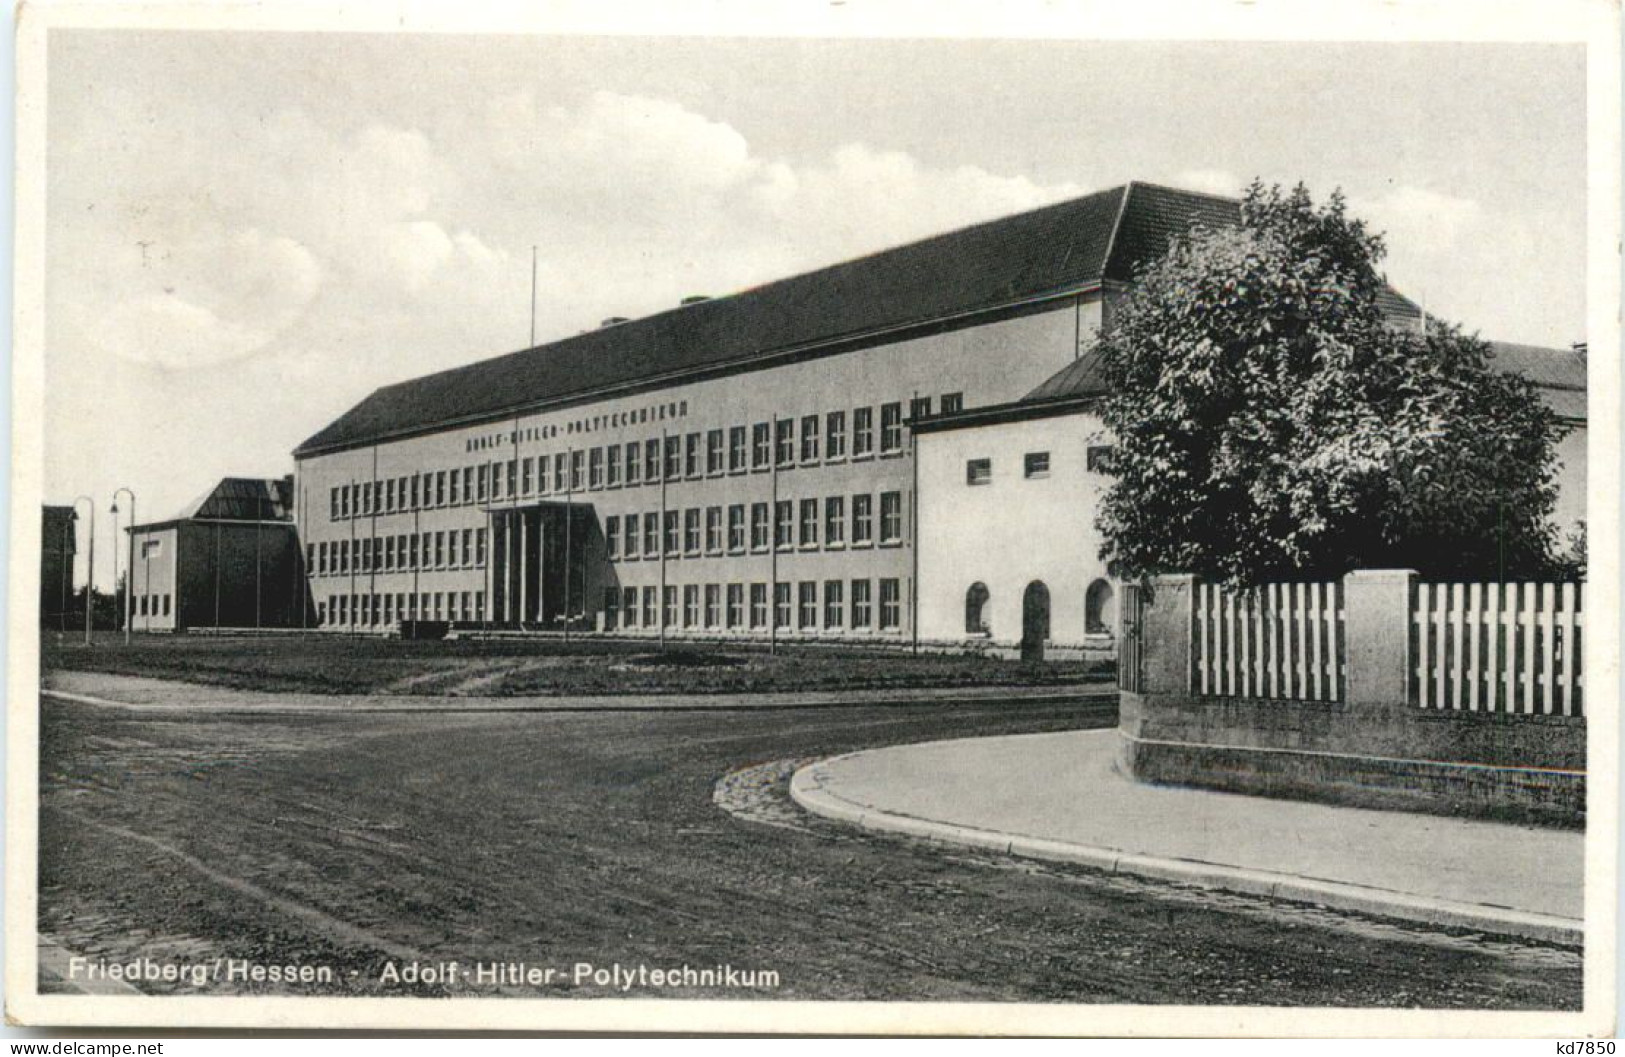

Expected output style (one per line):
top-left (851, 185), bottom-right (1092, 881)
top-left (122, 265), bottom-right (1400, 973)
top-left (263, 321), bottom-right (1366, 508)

top-left (294, 182), bottom-right (1266, 641)
top-left (127, 477), bottom-right (308, 632)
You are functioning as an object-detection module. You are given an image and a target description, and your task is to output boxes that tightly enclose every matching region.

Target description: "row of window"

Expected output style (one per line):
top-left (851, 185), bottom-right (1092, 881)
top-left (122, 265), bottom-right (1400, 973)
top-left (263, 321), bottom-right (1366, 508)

top-left (309, 528), bottom-right (488, 577)
top-left (135, 593), bottom-right (172, 618)
top-left (604, 491), bottom-right (905, 561)
top-left (964, 446), bottom-right (1114, 486)
top-left (603, 578), bottom-right (903, 633)
top-left (328, 394), bottom-right (961, 522)
top-left (322, 590), bottom-right (486, 627)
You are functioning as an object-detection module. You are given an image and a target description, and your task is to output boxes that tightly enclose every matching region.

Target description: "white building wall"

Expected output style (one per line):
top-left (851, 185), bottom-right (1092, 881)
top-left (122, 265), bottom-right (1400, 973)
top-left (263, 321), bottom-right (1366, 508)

top-left (916, 408), bottom-right (1115, 650)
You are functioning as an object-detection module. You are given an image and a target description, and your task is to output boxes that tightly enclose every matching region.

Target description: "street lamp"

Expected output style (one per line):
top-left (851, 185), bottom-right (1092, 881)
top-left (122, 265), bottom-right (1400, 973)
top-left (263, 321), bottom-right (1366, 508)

top-left (71, 495), bottom-right (94, 646)
top-left (112, 487), bottom-right (135, 645)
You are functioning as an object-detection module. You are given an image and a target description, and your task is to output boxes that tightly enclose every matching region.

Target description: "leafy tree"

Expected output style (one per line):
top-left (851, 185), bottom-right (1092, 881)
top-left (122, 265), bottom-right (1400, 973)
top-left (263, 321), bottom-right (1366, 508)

top-left (1094, 181), bottom-right (1562, 585)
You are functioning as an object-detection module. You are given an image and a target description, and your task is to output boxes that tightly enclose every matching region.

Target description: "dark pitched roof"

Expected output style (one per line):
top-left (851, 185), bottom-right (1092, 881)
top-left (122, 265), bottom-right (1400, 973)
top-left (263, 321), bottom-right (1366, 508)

top-left (295, 182), bottom-right (1300, 457)
top-left (137, 477), bottom-right (295, 530)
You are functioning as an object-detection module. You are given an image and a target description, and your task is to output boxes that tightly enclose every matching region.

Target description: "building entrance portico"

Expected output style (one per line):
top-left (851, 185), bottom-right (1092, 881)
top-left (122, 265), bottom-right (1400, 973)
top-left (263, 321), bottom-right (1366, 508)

top-left (487, 502), bottom-right (594, 628)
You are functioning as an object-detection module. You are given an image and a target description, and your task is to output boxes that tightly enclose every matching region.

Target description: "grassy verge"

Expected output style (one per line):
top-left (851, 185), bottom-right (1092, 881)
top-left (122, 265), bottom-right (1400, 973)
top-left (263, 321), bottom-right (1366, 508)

top-left (40, 630), bottom-right (1111, 697)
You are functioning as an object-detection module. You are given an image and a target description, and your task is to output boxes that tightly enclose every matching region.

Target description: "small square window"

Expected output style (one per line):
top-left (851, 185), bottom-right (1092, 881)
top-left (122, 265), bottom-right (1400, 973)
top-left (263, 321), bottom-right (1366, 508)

top-left (966, 458), bottom-right (992, 485)
top-left (1024, 452), bottom-right (1051, 479)
top-left (1087, 445), bottom-right (1117, 473)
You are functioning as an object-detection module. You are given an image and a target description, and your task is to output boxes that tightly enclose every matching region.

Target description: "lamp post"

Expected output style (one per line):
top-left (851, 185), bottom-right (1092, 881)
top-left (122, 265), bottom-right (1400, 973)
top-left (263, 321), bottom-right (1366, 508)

top-left (112, 488), bottom-right (135, 645)
top-left (71, 495), bottom-right (94, 646)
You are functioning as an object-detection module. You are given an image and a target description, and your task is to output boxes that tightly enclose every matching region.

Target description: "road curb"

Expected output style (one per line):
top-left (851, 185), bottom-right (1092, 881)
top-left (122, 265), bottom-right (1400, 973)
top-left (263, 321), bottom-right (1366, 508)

top-left (788, 755), bottom-right (1582, 947)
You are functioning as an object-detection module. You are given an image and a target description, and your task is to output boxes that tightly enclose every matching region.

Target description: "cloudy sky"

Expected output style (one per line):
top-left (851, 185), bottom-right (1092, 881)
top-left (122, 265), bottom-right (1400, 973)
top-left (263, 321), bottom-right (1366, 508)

top-left (42, 31), bottom-right (1586, 587)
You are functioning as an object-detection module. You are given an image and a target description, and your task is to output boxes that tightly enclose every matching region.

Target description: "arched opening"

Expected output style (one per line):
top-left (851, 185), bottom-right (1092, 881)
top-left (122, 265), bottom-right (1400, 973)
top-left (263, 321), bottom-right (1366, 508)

top-left (965, 582), bottom-right (990, 635)
top-left (1021, 581), bottom-right (1050, 661)
top-left (1085, 578), bottom-right (1116, 635)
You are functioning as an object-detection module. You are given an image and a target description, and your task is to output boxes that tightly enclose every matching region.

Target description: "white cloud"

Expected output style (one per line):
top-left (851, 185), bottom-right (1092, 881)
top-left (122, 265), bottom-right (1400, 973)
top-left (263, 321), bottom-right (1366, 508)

top-left (1355, 185), bottom-right (1485, 254)
top-left (1174, 168), bottom-right (1244, 196)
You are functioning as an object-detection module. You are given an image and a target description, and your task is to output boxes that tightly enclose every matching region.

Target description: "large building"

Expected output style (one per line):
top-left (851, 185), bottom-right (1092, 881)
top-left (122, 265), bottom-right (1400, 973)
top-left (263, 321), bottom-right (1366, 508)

top-left (299, 179), bottom-right (1581, 647)
top-left (126, 477), bottom-right (308, 632)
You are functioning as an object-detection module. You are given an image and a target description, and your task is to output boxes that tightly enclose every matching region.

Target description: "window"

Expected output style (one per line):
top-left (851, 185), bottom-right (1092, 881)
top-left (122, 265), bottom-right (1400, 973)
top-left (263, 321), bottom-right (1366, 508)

top-left (750, 503), bottom-right (770, 551)
top-left (798, 582), bottom-right (818, 629)
top-left (570, 450), bottom-right (585, 491)
top-left (1087, 445), bottom-right (1116, 473)
top-left (941, 391), bottom-right (964, 415)
top-left (623, 587), bottom-right (639, 627)
top-left (384, 536), bottom-right (395, 570)
top-left (966, 582), bottom-right (991, 634)
top-left (774, 582), bottom-right (792, 630)
top-left (408, 534), bottom-right (419, 569)
top-left (589, 447), bottom-right (605, 489)
top-left (330, 487), bottom-right (340, 520)
top-left (410, 475), bottom-right (421, 509)
top-left (462, 467), bottom-right (474, 504)
top-left (645, 439), bottom-right (660, 482)
top-left (851, 579), bottom-right (872, 629)
top-left (438, 470), bottom-right (449, 506)
top-left (624, 515), bottom-right (640, 559)
top-left (704, 584), bottom-right (721, 628)
top-left (606, 446), bottom-right (621, 487)
top-left (819, 496), bottom-right (845, 547)
top-left (880, 402), bottom-right (903, 453)
top-left (340, 484), bottom-right (352, 518)
top-left (826, 411), bottom-right (847, 460)
top-left (643, 512), bottom-right (659, 556)
top-left (799, 498), bottom-right (819, 547)
top-left (707, 429), bottom-right (725, 475)
top-left (705, 507), bottom-right (723, 554)
top-left (663, 585), bottom-right (679, 627)
top-left (664, 435), bottom-right (682, 481)
top-left (685, 432), bottom-right (702, 478)
top-left (434, 531), bottom-right (446, 568)
top-left (683, 584), bottom-right (700, 628)
top-left (749, 583), bottom-right (768, 629)
top-left (774, 500), bottom-right (794, 550)
top-left (460, 525), bottom-right (473, 563)
top-left (475, 591), bottom-right (485, 622)
top-left (967, 458), bottom-right (992, 485)
top-left (385, 479), bottom-right (396, 512)
top-left (726, 584), bottom-right (744, 629)
top-left (642, 586), bottom-right (657, 627)
top-left (317, 541), bottom-right (328, 574)
top-left (684, 508), bottom-right (701, 554)
top-left (729, 426), bottom-right (747, 472)
top-left (338, 539), bottom-right (349, 573)
top-left (910, 396), bottom-right (932, 422)
top-left (664, 510), bottom-right (681, 556)
top-left (1024, 451), bottom-right (1051, 479)
top-left (852, 493), bottom-right (874, 545)
top-left (476, 528), bottom-right (487, 567)
top-left (880, 491), bottom-right (903, 543)
top-left (823, 580), bottom-right (844, 629)
top-left (606, 516), bottom-right (621, 559)
top-left (625, 441), bottom-right (642, 486)
top-left (477, 465), bottom-right (489, 502)
top-left (1086, 579), bottom-right (1117, 635)
top-left (520, 458), bottom-right (533, 496)
top-left (853, 407), bottom-right (875, 458)
top-left (775, 419), bottom-right (795, 467)
top-left (603, 587), bottom-right (619, 631)
top-left (800, 415), bottom-right (820, 462)
top-left (727, 505), bottom-right (746, 553)
top-left (880, 579), bottom-right (901, 630)
top-left (752, 423), bottom-right (771, 469)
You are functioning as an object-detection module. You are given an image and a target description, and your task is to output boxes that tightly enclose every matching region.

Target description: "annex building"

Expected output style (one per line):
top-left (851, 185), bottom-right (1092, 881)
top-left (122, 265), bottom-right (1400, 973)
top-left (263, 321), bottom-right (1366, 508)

top-left (294, 180), bottom-right (1580, 651)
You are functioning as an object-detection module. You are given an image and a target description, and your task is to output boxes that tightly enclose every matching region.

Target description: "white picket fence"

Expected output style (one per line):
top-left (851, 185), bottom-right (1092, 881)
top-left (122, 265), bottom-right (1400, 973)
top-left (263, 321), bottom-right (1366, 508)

top-left (1412, 582), bottom-right (1583, 715)
top-left (1193, 580), bottom-right (1344, 702)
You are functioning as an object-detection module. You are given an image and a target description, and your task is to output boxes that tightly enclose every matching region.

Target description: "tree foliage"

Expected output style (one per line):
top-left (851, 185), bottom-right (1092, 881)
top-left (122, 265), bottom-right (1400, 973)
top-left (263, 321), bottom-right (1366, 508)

top-left (1094, 181), bottom-right (1563, 585)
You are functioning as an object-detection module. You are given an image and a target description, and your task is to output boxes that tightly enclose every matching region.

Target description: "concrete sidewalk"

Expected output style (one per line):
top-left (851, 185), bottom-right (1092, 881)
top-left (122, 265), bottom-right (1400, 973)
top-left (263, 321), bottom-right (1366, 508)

top-left (41, 669), bottom-right (1109, 714)
top-left (791, 729), bottom-right (1584, 945)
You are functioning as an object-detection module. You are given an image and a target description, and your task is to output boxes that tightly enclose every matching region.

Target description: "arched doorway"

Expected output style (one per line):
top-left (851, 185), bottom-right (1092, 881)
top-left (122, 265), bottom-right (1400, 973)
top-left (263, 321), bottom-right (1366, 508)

top-left (1085, 578), bottom-right (1116, 635)
top-left (1021, 581), bottom-right (1050, 661)
top-left (965, 582), bottom-right (990, 635)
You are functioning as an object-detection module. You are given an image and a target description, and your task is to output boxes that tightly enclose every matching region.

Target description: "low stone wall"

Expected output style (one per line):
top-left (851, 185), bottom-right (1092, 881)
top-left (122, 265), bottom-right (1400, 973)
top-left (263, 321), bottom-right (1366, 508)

top-left (1118, 691), bottom-right (1586, 828)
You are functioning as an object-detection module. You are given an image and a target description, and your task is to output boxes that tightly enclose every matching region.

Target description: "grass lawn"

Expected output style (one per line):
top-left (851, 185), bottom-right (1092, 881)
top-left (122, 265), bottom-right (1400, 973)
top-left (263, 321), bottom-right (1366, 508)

top-left (40, 629), bottom-right (1109, 697)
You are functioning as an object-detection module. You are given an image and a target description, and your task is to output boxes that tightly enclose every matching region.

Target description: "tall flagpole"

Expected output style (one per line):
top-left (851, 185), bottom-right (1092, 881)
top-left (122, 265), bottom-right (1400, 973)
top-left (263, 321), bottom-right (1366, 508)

top-left (530, 246), bottom-right (538, 348)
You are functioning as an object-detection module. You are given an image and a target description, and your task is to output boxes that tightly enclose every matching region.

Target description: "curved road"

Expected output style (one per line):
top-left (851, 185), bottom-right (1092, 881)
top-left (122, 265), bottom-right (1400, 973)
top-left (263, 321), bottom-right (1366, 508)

top-left (38, 688), bottom-right (1578, 1007)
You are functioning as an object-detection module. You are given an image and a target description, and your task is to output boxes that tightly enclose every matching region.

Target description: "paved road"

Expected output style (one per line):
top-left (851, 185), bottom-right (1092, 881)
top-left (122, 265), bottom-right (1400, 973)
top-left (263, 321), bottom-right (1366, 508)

top-left (37, 689), bottom-right (1579, 1007)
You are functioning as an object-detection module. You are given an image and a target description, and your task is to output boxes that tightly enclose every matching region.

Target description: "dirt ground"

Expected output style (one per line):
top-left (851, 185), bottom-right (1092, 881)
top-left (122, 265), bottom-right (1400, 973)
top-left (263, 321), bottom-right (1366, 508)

top-left (36, 689), bottom-right (1579, 1007)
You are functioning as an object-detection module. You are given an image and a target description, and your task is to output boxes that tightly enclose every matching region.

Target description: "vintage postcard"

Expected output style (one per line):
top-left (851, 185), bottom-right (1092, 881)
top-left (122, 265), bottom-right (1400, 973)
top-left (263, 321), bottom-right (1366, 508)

top-left (6, 0), bottom-right (1620, 1036)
